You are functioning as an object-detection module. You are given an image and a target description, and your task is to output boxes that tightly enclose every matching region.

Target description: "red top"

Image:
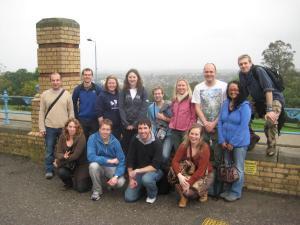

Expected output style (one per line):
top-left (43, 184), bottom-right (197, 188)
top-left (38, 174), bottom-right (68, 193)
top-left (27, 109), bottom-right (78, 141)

top-left (171, 142), bottom-right (212, 186)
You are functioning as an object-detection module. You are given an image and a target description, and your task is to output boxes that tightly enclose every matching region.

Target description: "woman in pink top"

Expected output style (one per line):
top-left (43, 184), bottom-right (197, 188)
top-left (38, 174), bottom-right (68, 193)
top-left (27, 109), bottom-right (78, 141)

top-left (169, 78), bottom-right (196, 154)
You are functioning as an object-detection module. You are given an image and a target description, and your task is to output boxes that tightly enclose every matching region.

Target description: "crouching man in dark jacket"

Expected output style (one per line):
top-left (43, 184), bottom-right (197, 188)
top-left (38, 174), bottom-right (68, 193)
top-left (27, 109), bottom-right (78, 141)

top-left (124, 118), bottom-right (163, 204)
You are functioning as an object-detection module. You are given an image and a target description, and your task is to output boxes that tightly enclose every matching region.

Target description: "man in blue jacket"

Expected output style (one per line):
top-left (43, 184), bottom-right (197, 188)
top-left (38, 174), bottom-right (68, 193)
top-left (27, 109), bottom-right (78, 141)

top-left (72, 68), bottom-right (102, 139)
top-left (87, 119), bottom-right (126, 201)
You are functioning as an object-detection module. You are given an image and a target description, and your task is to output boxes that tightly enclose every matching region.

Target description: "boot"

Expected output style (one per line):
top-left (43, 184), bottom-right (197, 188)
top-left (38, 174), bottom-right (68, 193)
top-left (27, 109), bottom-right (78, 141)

top-left (175, 184), bottom-right (188, 208)
top-left (199, 192), bottom-right (208, 203)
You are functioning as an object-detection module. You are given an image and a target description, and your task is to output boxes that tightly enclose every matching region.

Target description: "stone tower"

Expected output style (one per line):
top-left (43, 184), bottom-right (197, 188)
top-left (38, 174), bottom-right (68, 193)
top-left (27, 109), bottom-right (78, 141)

top-left (31, 18), bottom-right (81, 133)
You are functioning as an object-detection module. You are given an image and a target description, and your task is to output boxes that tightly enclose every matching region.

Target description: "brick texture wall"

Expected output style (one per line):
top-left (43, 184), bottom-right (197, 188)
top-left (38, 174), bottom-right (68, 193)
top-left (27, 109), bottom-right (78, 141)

top-left (32, 18), bottom-right (81, 132)
top-left (0, 128), bottom-right (44, 163)
top-left (244, 161), bottom-right (300, 196)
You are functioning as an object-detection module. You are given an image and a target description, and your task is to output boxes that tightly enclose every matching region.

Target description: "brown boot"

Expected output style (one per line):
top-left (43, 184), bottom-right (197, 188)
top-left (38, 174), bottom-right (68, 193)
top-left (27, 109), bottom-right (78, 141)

top-left (179, 196), bottom-right (188, 208)
top-left (199, 192), bottom-right (208, 203)
top-left (175, 184), bottom-right (188, 208)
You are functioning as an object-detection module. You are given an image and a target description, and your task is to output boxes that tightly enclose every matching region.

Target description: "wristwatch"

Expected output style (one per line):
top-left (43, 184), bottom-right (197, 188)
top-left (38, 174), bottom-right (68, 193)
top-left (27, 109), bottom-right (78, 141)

top-left (266, 107), bottom-right (273, 112)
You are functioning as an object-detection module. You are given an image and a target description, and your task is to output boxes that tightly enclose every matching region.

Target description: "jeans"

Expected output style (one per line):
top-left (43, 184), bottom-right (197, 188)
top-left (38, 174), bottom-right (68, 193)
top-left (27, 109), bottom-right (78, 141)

top-left (124, 170), bottom-right (163, 202)
top-left (89, 162), bottom-right (126, 194)
top-left (224, 147), bottom-right (247, 198)
top-left (45, 127), bottom-right (62, 173)
top-left (161, 135), bottom-right (173, 163)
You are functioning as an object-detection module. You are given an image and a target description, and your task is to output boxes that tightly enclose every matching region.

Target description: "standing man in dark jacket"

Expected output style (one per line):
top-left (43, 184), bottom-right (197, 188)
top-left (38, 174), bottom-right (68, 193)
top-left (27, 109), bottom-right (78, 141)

top-left (72, 68), bottom-right (102, 139)
top-left (124, 118), bottom-right (163, 204)
top-left (238, 54), bottom-right (285, 156)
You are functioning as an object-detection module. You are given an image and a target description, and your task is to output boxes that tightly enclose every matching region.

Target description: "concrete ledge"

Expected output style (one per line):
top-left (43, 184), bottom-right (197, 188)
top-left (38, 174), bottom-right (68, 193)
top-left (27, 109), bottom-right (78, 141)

top-left (246, 145), bottom-right (278, 163)
top-left (278, 147), bottom-right (300, 165)
top-left (246, 144), bottom-right (300, 165)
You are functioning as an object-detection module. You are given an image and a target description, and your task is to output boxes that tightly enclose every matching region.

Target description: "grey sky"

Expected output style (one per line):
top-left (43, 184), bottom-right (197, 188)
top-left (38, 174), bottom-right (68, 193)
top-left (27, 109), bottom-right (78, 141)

top-left (0, 0), bottom-right (299, 72)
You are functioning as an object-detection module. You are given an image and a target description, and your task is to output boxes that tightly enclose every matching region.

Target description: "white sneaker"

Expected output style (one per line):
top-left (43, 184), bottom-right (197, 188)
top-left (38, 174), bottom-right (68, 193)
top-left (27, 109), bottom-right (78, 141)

top-left (91, 191), bottom-right (101, 201)
top-left (146, 197), bottom-right (156, 204)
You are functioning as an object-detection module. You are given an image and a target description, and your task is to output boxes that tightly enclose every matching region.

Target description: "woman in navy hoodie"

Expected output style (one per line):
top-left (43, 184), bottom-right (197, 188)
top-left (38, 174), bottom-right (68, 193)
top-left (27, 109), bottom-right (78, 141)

top-left (119, 69), bottom-right (148, 154)
top-left (95, 75), bottom-right (122, 139)
top-left (217, 80), bottom-right (251, 202)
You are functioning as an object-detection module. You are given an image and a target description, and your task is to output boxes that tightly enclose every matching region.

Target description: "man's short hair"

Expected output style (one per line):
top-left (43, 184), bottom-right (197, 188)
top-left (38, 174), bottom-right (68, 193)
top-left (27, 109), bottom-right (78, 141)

top-left (203, 63), bottom-right (217, 72)
top-left (152, 86), bottom-right (164, 95)
top-left (99, 118), bottom-right (113, 129)
top-left (82, 68), bottom-right (93, 76)
top-left (137, 118), bottom-right (152, 128)
top-left (238, 54), bottom-right (252, 63)
top-left (49, 72), bottom-right (61, 81)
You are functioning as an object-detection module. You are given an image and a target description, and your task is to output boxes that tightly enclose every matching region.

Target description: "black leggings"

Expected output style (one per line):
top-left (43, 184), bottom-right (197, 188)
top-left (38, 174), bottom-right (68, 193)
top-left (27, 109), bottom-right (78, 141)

top-left (57, 167), bottom-right (91, 193)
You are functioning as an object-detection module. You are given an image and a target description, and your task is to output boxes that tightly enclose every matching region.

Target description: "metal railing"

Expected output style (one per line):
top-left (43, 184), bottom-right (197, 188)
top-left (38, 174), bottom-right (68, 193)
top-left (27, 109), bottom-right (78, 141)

top-left (0, 90), bottom-right (33, 124)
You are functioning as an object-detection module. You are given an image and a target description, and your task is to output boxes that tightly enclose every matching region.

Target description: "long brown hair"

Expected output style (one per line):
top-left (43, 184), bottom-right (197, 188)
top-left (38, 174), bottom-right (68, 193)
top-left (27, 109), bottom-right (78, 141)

top-left (63, 118), bottom-right (83, 140)
top-left (183, 123), bottom-right (205, 151)
top-left (123, 68), bottom-right (143, 91)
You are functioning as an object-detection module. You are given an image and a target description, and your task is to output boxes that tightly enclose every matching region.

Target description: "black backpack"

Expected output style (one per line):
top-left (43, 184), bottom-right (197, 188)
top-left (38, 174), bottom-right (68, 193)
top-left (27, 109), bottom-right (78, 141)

top-left (252, 65), bottom-right (285, 92)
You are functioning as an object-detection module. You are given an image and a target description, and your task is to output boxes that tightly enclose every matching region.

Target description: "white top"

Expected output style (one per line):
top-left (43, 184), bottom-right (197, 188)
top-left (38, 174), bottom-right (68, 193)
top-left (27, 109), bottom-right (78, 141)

top-left (192, 79), bottom-right (227, 122)
top-left (129, 88), bottom-right (137, 99)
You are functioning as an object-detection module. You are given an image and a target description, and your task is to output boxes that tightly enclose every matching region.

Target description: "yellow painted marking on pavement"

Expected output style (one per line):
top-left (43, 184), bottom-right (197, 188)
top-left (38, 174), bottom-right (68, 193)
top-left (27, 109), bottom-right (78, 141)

top-left (201, 217), bottom-right (229, 225)
top-left (244, 160), bottom-right (258, 175)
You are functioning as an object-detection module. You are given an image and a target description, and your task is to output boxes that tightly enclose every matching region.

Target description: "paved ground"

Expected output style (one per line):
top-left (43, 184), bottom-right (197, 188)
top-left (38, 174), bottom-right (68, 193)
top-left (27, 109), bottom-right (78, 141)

top-left (0, 153), bottom-right (299, 225)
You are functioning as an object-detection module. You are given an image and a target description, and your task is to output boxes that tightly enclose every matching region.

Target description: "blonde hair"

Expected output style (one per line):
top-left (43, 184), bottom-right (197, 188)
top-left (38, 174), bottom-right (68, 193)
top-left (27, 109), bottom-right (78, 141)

top-left (172, 78), bottom-right (192, 100)
top-left (183, 123), bottom-right (205, 150)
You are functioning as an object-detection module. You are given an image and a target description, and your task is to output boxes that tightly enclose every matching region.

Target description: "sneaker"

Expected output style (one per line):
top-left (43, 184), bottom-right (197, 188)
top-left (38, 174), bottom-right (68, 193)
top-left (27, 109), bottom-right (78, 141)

top-left (224, 195), bottom-right (240, 202)
top-left (90, 191), bottom-right (101, 201)
top-left (266, 147), bottom-right (275, 156)
top-left (45, 172), bottom-right (53, 179)
top-left (219, 192), bottom-right (230, 199)
top-left (146, 197), bottom-right (156, 204)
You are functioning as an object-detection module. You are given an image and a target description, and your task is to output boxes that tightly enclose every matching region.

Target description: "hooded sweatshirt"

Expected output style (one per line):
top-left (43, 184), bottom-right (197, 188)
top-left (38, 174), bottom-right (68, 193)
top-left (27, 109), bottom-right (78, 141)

top-left (87, 132), bottom-right (125, 177)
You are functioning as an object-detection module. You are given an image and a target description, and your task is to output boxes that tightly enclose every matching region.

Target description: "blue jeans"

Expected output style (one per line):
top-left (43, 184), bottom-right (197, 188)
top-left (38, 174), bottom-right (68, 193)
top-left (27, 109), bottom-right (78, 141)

top-left (161, 135), bottom-right (173, 163)
top-left (124, 170), bottom-right (163, 202)
top-left (224, 147), bottom-right (247, 198)
top-left (45, 127), bottom-right (62, 173)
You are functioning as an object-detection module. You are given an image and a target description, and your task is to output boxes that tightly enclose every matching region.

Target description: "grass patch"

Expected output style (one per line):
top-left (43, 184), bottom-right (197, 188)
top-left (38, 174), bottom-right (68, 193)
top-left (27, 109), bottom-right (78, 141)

top-left (252, 119), bottom-right (300, 132)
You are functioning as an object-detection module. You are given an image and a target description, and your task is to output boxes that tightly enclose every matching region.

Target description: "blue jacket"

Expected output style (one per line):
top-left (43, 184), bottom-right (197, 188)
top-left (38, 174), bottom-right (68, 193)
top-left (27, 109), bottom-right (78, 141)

top-left (218, 99), bottom-right (251, 148)
top-left (95, 90), bottom-right (121, 128)
top-left (72, 83), bottom-right (102, 120)
top-left (87, 132), bottom-right (125, 177)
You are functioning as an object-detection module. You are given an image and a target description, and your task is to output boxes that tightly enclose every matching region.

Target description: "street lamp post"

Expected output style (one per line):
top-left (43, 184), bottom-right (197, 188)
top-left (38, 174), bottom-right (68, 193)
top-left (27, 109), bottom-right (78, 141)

top-left (87, 38), bottom-right (98, 82)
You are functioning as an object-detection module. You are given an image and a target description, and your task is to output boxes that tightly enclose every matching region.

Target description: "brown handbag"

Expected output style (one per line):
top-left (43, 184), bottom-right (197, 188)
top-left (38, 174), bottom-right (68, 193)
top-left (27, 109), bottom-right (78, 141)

top-left (218, 152), bottom-right (239, 183)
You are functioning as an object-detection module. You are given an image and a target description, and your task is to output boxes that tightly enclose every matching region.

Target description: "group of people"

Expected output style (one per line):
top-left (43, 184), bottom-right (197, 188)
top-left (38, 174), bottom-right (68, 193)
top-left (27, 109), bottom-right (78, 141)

top-left (38, 54), bottom-right (285, 207)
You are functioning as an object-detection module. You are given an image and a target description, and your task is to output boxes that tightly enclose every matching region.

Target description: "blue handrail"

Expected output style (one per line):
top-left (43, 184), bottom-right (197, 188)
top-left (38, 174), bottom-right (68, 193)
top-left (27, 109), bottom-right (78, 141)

top-left (0, 90), bottom-right (33, 124)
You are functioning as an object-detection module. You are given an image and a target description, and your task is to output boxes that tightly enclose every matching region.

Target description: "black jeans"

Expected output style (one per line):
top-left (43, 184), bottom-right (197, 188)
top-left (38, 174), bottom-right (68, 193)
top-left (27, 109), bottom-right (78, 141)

top-left (121, 128), bottom-right (137, 155)
top-left (79, 118), bottom-right (99, 140)
top-left (57, 167), bottom-right (91, 193)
